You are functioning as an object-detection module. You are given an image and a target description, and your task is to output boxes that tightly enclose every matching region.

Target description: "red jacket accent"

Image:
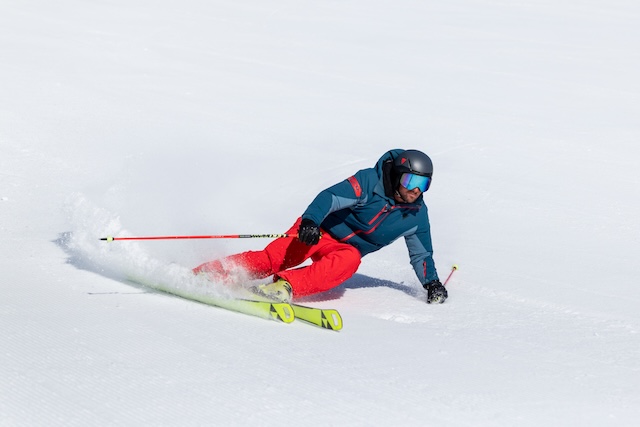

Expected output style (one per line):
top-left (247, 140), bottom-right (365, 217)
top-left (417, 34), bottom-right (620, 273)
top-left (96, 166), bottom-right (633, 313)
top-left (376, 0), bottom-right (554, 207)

top-left (347, 176), bottom-right (362, 198)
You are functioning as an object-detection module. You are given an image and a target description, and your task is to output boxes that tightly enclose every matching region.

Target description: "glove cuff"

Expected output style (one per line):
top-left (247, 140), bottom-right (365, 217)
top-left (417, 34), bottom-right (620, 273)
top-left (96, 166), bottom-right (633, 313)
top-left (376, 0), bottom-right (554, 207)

top-left (423, 280), bottom-right (441, 290)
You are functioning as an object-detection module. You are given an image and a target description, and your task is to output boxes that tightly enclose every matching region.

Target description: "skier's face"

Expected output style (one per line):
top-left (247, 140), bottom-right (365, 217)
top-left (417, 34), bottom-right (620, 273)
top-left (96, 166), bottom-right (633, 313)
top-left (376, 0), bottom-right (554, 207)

top-left (394, 184), bottom-right (422, 204)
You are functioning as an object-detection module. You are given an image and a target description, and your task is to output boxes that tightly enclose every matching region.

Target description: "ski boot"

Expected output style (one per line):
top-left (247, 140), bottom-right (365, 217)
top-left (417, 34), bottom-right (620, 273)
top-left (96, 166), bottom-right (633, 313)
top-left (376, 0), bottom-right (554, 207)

top-left (250, 278), bottom-right (293, 303)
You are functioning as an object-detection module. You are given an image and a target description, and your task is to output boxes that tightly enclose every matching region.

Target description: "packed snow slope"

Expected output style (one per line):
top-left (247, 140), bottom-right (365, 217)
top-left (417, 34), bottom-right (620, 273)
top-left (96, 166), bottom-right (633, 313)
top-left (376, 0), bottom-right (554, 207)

top-left (2, 1), bottom-right (639, 426)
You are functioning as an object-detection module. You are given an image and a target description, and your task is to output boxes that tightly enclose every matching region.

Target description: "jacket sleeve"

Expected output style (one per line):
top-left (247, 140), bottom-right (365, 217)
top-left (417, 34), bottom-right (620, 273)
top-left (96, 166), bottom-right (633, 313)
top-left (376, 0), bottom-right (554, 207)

top-left (404, 208), bottom-right (439, 284)
top-left (301, 174), bottom-right (367, 226)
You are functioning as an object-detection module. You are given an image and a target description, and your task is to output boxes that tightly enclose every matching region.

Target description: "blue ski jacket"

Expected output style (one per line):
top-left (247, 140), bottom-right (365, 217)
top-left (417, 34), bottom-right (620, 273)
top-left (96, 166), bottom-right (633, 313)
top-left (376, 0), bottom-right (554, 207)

top-left (301, 149), bottom-right (439, 285)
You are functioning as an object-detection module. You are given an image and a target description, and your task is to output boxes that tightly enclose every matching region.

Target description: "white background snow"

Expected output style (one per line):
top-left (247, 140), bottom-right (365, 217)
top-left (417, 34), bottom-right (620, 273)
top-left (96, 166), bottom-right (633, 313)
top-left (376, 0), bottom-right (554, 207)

top-left (2, 1), bottom-right (639, 425)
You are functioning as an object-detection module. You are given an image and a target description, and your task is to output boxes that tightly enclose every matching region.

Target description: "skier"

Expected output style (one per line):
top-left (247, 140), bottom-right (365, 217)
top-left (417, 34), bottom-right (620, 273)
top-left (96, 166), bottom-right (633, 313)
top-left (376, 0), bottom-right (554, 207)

top-left (193, 149), bottom-right (447, 304)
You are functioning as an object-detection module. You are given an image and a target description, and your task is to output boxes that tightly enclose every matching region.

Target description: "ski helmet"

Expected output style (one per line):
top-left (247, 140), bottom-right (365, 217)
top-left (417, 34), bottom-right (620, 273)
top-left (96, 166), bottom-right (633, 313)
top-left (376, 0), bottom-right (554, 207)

top-left (392, 149), bottom-right (433, 191)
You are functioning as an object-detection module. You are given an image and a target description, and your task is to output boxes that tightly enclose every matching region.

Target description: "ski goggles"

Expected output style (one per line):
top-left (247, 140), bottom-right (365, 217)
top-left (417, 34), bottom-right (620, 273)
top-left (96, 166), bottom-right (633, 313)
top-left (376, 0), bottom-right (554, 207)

top-left (400, 173), bottom-right (431, 192)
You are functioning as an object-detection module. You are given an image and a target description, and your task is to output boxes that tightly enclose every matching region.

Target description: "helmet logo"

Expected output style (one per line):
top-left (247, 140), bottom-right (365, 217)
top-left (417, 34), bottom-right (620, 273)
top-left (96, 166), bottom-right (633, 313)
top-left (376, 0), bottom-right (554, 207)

top-left (400, 158), bottom-right (407, 165)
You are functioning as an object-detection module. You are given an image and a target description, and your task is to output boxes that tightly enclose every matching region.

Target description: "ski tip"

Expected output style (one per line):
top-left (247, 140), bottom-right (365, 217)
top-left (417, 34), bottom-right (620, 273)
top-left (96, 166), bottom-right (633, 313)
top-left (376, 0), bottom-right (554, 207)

top-left (322, 309), bottom-right (343, 331)
top-left (271, 303), bottom-right (296, 323)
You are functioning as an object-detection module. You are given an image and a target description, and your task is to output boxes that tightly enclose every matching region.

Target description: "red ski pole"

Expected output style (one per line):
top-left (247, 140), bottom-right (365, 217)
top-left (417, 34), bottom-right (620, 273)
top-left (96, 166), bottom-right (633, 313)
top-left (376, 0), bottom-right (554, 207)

top-left (443, 264), bottom-right (458, 286)
top-left (100, 233), bottom-right (297, 242)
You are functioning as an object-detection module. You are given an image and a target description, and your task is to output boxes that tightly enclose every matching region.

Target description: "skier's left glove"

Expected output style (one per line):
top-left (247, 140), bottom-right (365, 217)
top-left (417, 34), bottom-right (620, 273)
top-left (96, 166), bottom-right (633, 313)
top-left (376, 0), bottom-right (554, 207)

top-left (423, 280), bottom-right (448, 304)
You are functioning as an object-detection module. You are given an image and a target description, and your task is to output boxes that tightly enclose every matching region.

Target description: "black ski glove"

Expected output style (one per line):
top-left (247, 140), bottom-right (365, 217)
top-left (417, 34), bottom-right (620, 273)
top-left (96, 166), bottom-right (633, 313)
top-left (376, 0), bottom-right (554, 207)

top-left (423, 280), bottom-right (448, 304)
top-left (298, 218), bottom-right (321, 246)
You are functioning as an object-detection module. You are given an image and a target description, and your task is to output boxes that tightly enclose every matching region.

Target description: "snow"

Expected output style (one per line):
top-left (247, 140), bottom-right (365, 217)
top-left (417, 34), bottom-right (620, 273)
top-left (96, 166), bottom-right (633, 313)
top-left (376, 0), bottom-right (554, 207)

top-left (1, 0), bottom-right (639, 425)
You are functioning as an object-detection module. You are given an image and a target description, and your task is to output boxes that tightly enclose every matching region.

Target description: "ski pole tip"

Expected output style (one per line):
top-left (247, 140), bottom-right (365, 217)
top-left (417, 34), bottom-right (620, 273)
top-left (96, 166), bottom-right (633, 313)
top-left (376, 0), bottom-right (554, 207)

top-left (452, 264), bottom-right (459, 270)
top-left (100, 236), bottom-right (114, 242)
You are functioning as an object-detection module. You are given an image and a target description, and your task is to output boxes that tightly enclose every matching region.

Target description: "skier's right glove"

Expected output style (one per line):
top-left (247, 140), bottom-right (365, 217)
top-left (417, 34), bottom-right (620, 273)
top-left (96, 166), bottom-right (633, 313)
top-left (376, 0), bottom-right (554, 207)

top-left (423, 280), bottom-right (448, 304)
top-left (298, 218), bottom-right (321, 245)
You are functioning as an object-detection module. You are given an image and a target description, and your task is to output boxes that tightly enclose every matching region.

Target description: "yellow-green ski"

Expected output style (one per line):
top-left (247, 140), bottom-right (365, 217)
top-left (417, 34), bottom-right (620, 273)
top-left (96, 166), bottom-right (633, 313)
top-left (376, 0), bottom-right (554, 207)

top-left (290, 304), bottom-right (343, 331)
top-left (126, 275), bottom-right (295, 323)
top-left (124, 274), bottom-right (342, 329)
top-left (239, 283), bottom-right (344, 330)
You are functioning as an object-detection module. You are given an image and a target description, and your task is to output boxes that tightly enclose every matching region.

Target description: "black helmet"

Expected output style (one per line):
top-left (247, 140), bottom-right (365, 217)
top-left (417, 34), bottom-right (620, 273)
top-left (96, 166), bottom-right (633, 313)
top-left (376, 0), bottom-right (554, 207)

top-left (393, 149), bottom-right (433, 178)
top-left (390, 149), bottom-right (434, 193)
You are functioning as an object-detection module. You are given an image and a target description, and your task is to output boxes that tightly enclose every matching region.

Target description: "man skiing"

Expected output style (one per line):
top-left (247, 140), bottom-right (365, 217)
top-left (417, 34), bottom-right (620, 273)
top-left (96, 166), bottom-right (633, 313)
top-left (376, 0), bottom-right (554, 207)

top-left (193, 149), bottom-right (447, 304)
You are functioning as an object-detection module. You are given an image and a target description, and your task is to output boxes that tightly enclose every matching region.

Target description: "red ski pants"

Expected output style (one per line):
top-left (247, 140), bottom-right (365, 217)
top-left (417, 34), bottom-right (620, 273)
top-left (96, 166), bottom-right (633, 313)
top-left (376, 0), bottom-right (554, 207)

top-left (193, 218), bottom-right (361, 297)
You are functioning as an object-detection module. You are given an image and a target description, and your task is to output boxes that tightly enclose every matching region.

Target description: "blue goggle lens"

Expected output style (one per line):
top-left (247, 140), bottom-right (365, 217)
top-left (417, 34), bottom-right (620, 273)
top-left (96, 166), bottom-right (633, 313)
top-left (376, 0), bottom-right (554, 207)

top-left (400, 173), bottom-right (431, 192)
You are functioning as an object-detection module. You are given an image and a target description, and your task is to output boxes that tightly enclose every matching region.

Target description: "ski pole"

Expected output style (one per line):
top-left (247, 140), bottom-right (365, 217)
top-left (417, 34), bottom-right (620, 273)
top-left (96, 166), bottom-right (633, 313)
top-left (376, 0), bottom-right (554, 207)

top-left (443, 264), bottom-right (458, 286)
top-left (100, 233), bottom-right (296, 242)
